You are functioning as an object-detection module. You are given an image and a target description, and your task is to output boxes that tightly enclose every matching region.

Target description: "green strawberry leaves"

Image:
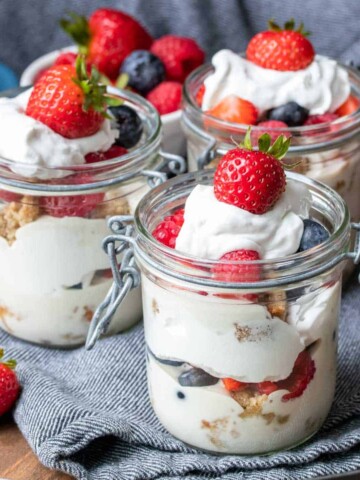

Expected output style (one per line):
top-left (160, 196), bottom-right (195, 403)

top-left (268, 18), bottom-right (311, 37)
top-left (73, 55), bottom-right (123, 115)
top-left (0, 348), bottom-right (17, 370)
top-left (60, 12), bottom-right (91, 54)
top-left (240, 126), bottom-right (292, 161)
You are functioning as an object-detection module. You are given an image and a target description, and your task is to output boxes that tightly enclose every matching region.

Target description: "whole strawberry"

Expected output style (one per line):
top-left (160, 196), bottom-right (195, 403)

top-left (214, 128), bottom-right (291, 214)
top-left (26, 56), bottom-right (107, 139)
top-left (150, 35), bottom-right (204, 82)
top-left (0, 349), bottom-right (20, 416)
top-left (246, 19), bottom-right (315, 71)
top-left (61, 9), bottom-right (153, 80)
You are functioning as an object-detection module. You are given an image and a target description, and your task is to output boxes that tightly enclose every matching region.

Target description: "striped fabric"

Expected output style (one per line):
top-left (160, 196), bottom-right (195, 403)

top-left (0, 273), bottom-right (359, 480)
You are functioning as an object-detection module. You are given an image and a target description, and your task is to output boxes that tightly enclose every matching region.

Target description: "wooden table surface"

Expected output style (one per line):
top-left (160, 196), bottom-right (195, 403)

top-left (0, 415), bottom-right (72, 480)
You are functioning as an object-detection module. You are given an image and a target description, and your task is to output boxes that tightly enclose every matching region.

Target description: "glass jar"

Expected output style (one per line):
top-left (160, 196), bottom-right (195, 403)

top-left (0, 86), bottom-right (185, 347)
top-left (88, 170), bottom-right (360, 454)
top-left (182, 64), bottom-right (360, 221)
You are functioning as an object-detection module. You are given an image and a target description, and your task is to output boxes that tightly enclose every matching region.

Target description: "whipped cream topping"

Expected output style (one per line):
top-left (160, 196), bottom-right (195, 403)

top-left (202, 50), bottom-right (350, 115)
top-left (0, 89), bottom-right (118, 179)
top-left (175, 181), bottom-right (309, 260)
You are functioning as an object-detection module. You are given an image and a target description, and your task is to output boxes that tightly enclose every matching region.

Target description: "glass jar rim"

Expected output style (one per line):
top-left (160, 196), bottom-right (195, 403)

top-left (0, 86), bottom-right (162, 194)
top-left (134, 170), bottom-right (351, 288)
top-left (182, 60), bottom-right (360, 153)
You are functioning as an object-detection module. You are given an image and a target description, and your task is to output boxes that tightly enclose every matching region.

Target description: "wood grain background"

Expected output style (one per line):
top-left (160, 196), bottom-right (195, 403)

top-left (0, 415), bottom-right (72, 480)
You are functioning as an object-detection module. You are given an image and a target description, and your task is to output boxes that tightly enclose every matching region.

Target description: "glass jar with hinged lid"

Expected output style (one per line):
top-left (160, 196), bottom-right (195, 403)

top-left (0, 85), bottom-right (185, 347)
top-left (86, 169), bottom-right (360, 454)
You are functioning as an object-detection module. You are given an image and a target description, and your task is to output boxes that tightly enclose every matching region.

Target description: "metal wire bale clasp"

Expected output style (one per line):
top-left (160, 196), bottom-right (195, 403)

top-left (86, 215), bottom-right (139, 350)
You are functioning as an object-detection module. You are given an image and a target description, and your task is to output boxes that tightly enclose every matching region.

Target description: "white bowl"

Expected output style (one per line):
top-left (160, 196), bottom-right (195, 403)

top-left (20, 46), bottom-right (186, 157)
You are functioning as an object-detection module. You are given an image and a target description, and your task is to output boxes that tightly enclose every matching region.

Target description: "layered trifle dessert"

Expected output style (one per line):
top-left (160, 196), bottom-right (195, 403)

top-left (135, 131), bottom-right (350, 454)
top-left (183, 19), bottom-right (360, 220)
top-left (0, 56), bottom-right (161, 346)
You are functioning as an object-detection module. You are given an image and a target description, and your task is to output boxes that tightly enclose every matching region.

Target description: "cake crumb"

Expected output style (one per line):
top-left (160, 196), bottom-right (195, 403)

top-left (232, 390), bottom-right (268, 417)
top-left (83, 307), bottom-right (93, 322)
top-left (234, 325), bottom-right (251, 341)
top-left (0, 196), bottom-right (41, 244)
top-left (201, 417), bottom-right (229, 448)
top-left (152, 299), bottom-right (160, 315)
top-left (90, 197), bottom-right (130, 219)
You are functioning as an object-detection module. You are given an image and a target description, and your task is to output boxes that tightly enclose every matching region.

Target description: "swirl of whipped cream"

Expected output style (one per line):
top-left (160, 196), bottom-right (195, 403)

top-left (175, 181), bottom-right (310, 260)
top-left (202, 50), bottom-right (350, 115)
top-left (0, 89), bottom-right (118, 179)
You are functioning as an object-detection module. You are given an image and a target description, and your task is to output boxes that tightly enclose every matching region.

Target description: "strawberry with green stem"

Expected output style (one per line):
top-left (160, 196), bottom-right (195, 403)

top-left (246, 19), bottom-right (315, 71)
top-left (26, 55), bottom-right (115, 139)
top-left (60, 9), bottom-right (153, 80)
top-left (0, 348), bottom-right (20, 416)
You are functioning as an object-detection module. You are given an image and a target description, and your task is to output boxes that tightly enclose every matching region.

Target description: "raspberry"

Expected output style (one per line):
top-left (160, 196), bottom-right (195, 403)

top-left (85, 145), bottom-right (128, 164)
top-left (41, 173), bottom-right (104, 218)
top-left (146, 81), bottom-right (182, 115)
top-left (254, 120), bottom-right (289, 143)
top-left (303, 113), bottom-right (339, 125)
top-left (150, 35), bottom-right (204, 82)
top-left (152, 208), bottom-right (184, 248)
top-left (53, 52), bottom-right (78, 66)
top-left (213, 249), bottom-right (260, 283)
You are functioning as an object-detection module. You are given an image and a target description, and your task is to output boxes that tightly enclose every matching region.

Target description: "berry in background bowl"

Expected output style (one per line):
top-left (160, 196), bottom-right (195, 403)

top-left (0, 57), bottom-right (165, 347)
top-left (20, 8), bottom-right (206, 156)
top-left (114, 129), bottom-right (356, 454)
top-left (182, 19), bottom-right (360, 224)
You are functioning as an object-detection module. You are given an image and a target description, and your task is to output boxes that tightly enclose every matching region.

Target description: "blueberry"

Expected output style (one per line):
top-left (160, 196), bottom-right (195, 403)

top-left (178, 368), bottom-right (219, 387)
top-left (109, 105), bottom-right (143, 149)
top-left (177, 391), bottom-right (185, 399)
top-left (121, 50), bottom-right (165, 95)
top-left (297, 219), bottom-right (330, 252)
top-left (67, 283), bottom-right (82, 289)
top-left (266, 102), bottom-right (309, 126)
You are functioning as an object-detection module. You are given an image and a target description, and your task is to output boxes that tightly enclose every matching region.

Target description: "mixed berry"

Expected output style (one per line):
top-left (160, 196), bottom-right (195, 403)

top-left (35, 8), bottom-right (205, 116)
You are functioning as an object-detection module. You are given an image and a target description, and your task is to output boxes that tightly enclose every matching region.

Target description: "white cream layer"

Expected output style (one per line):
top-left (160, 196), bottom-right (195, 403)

top-left (0, 89), bottom-right (117, 179)
top-left (202, 51), bottom-right (350, 115)
top-left (176, 181), bottom-right (309, 260)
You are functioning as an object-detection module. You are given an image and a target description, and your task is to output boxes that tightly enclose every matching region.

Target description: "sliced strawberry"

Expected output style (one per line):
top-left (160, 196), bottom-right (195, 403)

top-left (207, 95), bottom-right (258, 125)
top-left (257, 381), bottom-right (278, 395)
top-left (222, 378), bottom-right (248, 392)
top-left (41, 173), bottom-right (104, 218)
top-left (277, 350), bottom-right (316, 401)
top-left (85, 145), bottom-right (128, 163)
top-left (196, 83), bottom-right (205, 107)
top-left (335, 95), bottom-right (360, 116)
top-left (152, 208), bottom-right (184, 248)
